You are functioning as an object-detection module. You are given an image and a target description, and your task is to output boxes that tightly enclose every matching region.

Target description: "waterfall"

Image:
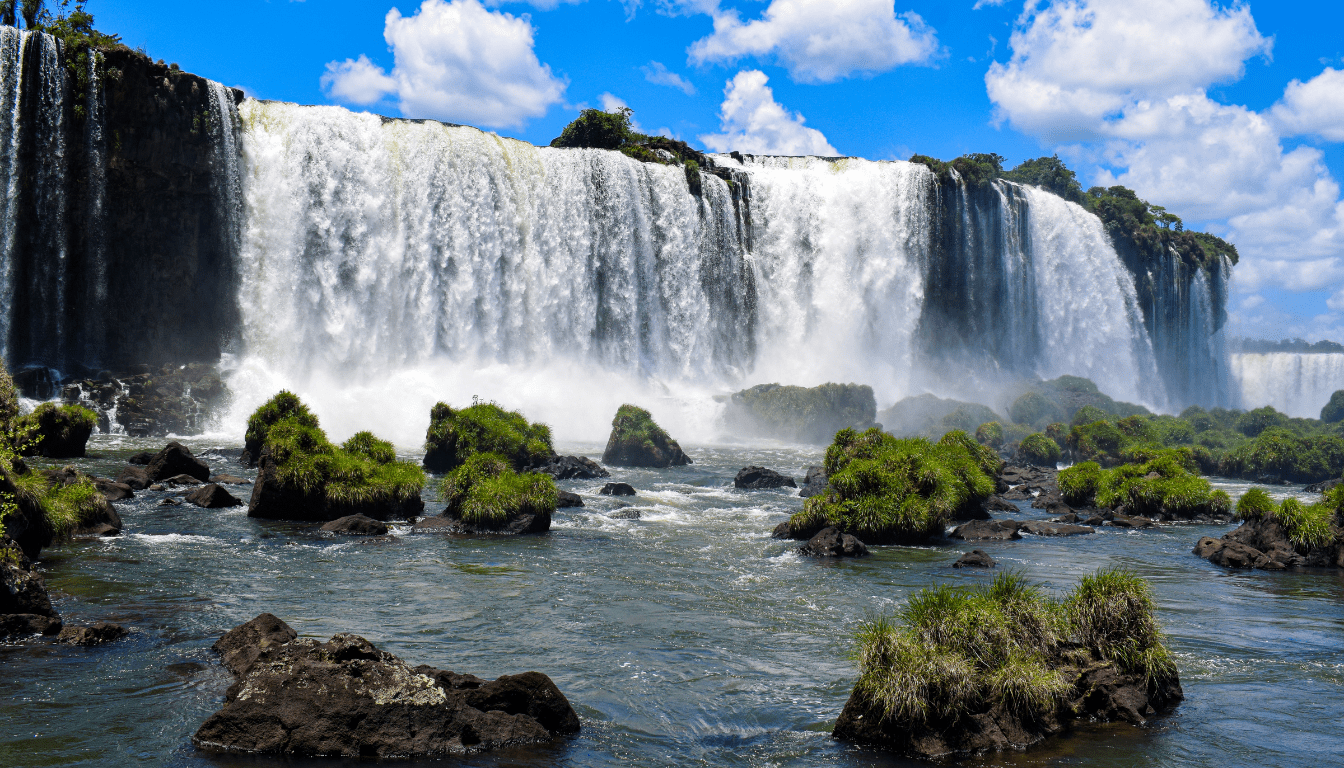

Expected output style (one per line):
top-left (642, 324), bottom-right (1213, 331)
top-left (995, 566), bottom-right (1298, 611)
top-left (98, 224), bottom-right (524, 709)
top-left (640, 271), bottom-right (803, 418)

top-left (1232, 353), bottom-right (1344, 418)
top-left (207, 81), bottom-right (243, 274)
top-left (0, 27), bottom-right (27, 364)
top-left (81, 48), bottom-right (107, 366)
top-left (20, 31), bottom-right (68, 367)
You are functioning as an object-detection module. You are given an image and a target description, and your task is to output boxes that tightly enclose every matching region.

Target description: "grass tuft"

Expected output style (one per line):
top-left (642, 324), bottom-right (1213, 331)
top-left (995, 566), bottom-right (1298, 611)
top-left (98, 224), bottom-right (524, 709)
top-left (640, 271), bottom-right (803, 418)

top-left (424, 401), bottom-right (553, 473)
top-left (440, 452), bottom-right (558, 528)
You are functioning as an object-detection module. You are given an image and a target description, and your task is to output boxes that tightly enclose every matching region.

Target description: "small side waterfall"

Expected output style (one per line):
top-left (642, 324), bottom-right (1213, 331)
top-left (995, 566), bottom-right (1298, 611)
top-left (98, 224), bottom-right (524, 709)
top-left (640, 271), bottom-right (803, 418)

top-left (80, 48), bottom-right (108, 366)
top-left (0, 27), bottom-right (28, 364)
top-left (1232, 352), bottom-right (1344, 418)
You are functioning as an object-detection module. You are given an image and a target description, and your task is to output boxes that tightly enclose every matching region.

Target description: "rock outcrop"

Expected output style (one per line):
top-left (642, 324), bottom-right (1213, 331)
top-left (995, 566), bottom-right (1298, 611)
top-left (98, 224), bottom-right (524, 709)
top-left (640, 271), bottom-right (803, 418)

top-left (192, 614), bottom-right (580, 758)
top-left (1194, 515), bottom-right (1344, 571)
top-left (798, 466), bottom-right (828, 498)
top-left (734, 466), bottom-right (797, 489)
top-left (320, 515), bottom-right (390, 536)
top-left (798, 527), bottom-right (868, 557)
top-left (0, 537), bottom-right (62, 639)
top-left (57, 621), bottom-right (129, 646)
top-left (952, 550), bottom-right (996, 568)
top-left (601, 404), bottom-right (692, 468)
top-left (145, 441), bottom-right (211, 483)
top-left (950, 519), bottom-right (1095, 540)
top-left (531, 455), bottom-right (609, 480)
top-left (186, 483), bottom-right (243, 509)
top-left (599, 482), bottom-right (636, 496)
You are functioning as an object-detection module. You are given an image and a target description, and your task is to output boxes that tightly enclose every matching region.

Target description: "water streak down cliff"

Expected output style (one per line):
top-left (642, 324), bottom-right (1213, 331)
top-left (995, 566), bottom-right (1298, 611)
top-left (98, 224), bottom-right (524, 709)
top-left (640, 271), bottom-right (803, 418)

top-left (0, 28), bottom-right (242, 381)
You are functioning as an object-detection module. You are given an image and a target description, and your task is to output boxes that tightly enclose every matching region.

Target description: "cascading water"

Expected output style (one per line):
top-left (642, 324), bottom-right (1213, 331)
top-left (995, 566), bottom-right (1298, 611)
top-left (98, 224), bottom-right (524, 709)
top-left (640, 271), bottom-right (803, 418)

top-left (80, 48), bottom-right (108, 366)
top-left (1232, 353), bottom-right (1344, 418)
top-left (0, 26), bottom-right (27, 364)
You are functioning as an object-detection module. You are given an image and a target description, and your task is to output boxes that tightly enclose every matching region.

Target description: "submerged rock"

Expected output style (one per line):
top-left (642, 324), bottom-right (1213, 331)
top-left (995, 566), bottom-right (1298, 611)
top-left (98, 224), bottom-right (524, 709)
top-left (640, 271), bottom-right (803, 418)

top-left (57, 622), bottom-right (129, 646)
top-left (532, 455), bottom-right (609, 480)
top-left (952, 550), bottom-right (996, 568)
top-left (600, 482), bottom-right (636, 496)
top-left (320, 515), bottom-right (390, 536)
top-left (734, 466), bottom-right (797, 490)
top-left (950, 520), bottom-right (1022, 541)
top-left (798, 526), bottom-right (868, 557)
top-left (601, 404), bottom-right (692, 468)
top-left (192, 614), bottom-right (579, 758)
top-left (186, 484), bottom-right (243, 509)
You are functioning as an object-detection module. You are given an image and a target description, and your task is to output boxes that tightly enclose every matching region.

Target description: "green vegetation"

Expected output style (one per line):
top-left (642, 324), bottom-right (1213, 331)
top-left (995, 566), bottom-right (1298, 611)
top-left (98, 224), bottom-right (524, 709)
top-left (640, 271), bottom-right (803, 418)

top-left (728, 382), bottom-right (876, 444)
top-left (851, 570), bottom-right (1174, 728)
top-left (423, 401), bottom-right (553, 473)
top-left (550, 107), bottom-right (714, 192)
top-left (439, 452), bottom-right (557, 529)
top-left (785, 428), bottom-right (999, 544)
top-left (1235, 486), bottom-right (1342, 550)
top-left (245, 390), bottom-right (320, 462)
top-left (1018, 433), bottom-right (1061, 466)
top-left (1323, 390), bottom-right (1344, 424)
top-left (974, 421), bottom-right (1003, 449)
top-left (249, 392), bottom-right (424, 511)
top-left (1057, 451), bottom-right (1230, 519)
top-left (16, 402), bottom-right (96, 458)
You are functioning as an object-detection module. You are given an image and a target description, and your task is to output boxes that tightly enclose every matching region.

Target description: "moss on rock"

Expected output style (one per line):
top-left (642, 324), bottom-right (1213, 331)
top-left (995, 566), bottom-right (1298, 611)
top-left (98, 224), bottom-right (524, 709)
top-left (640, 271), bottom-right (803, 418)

top-left (17, 403), bottom-right (97, 458)
top-left (423, 402), bottom-right (553, 474)
top-left (1058, 451), bottom-right (1231, 521)
top-left (727, 382), bottom-right (877, 444)
top-left (1017, 433), bottom-right (1061, 467)
top-left (602, 404), bottom-right (691, 468)
top-left (434, 453), bottom-right (557, 534)
top-left (243, 391), bottom-right (319, 467)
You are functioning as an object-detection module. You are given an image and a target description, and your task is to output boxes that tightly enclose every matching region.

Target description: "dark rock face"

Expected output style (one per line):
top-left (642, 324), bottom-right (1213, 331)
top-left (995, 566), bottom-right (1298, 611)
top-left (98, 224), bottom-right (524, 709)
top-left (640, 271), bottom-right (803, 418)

top-left (600, 482), bottom-right (636, 496)
top-left (412, 509), bottom-right (551, 536)
top-left (798, 526), bottom-right (868, 557)
top-left (1306, 478), bottom-right (1342, 494)
top-left (982, 495), bottom-right (1018, 513)
top-left (94, 478), bottom-right (134, 501)
top-left (57, 621), bottom-right (129, 646)
top-left (146, 441), bottom-right (211, 483)
top-left (1019, 521), bottom-right (1095, 537)
top-left (734, 466), bottom-right (797, 490)
top-left (953, 550), bottom-right (996, 568)
top-left (164, 474), bottom-right (204, 486)
top-left (950, 520), bottom-right (1023, 541)
top-left (116, 465), bottom-right (151, 490)
top-left (247, 447), bottom-right (424, 523)
top-left (320, 515), bottom-right (390, 536)
top-left (556, 490), bottom-right (583, 508)
top-left (186, 484), bottom-right (243, 509)
top-left (128, 451), bottom-right (155, 465)
top-left (209, 474), bottom-right (250, 485)
top-left (798, 466), bottom-right (828, 498)
top-left (1, 537), bottom-right (62, 639)
top-left (1194, 514), bottom-right (1344, 571)
top-left (531, 455), bottom-right (609, 480)
top-left (833, 647), bottom-right (1182, 759)
top-left (192, 614), bottom-right (579, 758)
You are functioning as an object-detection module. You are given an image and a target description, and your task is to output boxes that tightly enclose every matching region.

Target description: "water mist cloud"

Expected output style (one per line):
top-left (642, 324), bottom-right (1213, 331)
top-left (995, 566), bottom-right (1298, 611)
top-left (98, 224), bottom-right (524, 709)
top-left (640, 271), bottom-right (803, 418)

top-left (321, 0), bottom-right (566, 129)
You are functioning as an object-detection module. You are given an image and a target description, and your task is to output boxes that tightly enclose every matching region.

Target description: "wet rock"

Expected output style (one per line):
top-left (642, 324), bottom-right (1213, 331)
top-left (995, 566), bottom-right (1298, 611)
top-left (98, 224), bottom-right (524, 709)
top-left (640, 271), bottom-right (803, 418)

top-left (799, 526), bottom-right (869, 557)
top-left (608, 508), bottom-right (641, 519)
top-left (601, 405), bottom-right (692, 468)
top-left (1305, 478), bottom-right (1341, 494)
top-left (556, 490), bottom-right (583, 508)
top-left (1, 537), bottom-right (59, 620)
top-left (600, 482), bottom-right (636, 496)
top-left (320, 514), bottom-right (390, 536)
top-left (771, 520), bottom-right (792, 538)
top-left (146, 441), bottom-right (211, 483)
top-left (1000, 486), bottom-right (1037, 501)
top-left (192, 614), bottom-right (579, 757)
top-left (1031, 491), bottom-right (1064, 510)
top-left (734, 466), bottom-right (797, 490)
top-left (1109, 514), bottom-right (1158, 529)
top-left (164, 474), bottom-right (204, 487)
top-left (94, 478), bottom-right (135, 501)
top-left (128, 451), bottom-right (155, 465)
top-left (185, 484), bottom-right (243, 509)
top-left (982, 495), bottom-right (1018, 513)
top-left (159, 498), bottom-right (182, 506)
top-left (798, 466), bottom-right (828, 498)
top-left (531, 455), bottom-right (610, 480)
top-left (1052, 512), bottom-right (1080, 523)
top-left (1019, 521), bottom-right (1095, 536)
top-left (209, 474), bottom-right (251, 485)
top-left (57, 621), bottom-right (130, 646)
top-left (412, 508), bottom-right (550, 535)
top-left (116, 465), bottom-right (152, 490)
top-left (1193, 512), bottom-right (1341, 571)
top-left (950, 520), bottom-right (1022, 541)
top-left (953, 550), bottom-right (996, 568)
top-left (0, 613), bottom-right (62, 638)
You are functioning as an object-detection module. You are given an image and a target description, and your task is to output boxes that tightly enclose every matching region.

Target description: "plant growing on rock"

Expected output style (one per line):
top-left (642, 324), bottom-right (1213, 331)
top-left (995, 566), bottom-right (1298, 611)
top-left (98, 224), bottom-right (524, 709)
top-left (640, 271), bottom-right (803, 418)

top-left (602, 404), bottom-right (691, 468)
top-left (1234, 487), bottom-right (1337, 549)
top-left (439, 452), bottom-right (558, 531)
top-left (16, 403), bottom-right (96, 458)
top-left (1058, 451), bottom-right (1230, 521)
top-left (781, 428), bottom-right (996, 544)
top-left (243, 390), bottom-right (319, 466)
top-left (1017, 433), bottom-right (1061, 466)
top-left (1322, 390), bottom-right (1344, 424)
top-left (423, 401), bottom-right (553, 473)
top-left (835, 569), bottom-right (1180, 758)
top-left (1217, 427), bottom-right (1344, 484)
top-left (975, 421), bottom-right (1003, 449)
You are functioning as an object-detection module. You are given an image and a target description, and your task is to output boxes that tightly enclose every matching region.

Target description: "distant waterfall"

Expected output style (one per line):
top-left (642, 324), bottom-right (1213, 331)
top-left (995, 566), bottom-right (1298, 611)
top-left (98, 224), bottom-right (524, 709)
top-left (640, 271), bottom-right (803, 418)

top-left (1232, 353), bottom-right (1344, 418)
top-left (0, 27), bottom-right (27, 364)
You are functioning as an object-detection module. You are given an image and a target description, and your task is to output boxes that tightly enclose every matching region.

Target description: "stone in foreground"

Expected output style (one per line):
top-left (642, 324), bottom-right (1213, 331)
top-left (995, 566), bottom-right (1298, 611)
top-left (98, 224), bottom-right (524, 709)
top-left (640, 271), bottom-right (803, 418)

top-left (599, 482), bottom-right (636, 496)
top-left (734, 466), bottom-right (797, 490)
top-left (799, 526), bottom-right (868, 557)
top-left (0, 537), bottom-right (62, 638)
top-left (57, 622), bottom-right (130, 646)
top-left (192, 614), bottom-right (580, 758)
top-left (186, 483), bottom-right (243, 509)
top-left (320, 514), bottom-right (390, 536)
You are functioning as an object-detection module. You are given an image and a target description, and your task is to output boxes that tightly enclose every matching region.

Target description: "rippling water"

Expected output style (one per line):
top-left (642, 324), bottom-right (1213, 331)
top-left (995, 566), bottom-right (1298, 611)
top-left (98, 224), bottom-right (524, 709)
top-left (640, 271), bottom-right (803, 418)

top-left (3, 436), bottom-right (1343, 767)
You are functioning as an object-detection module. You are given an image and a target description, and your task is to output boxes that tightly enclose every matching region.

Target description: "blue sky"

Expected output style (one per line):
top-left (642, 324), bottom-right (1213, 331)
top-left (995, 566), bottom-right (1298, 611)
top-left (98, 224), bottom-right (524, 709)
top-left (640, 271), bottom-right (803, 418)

top-left (86, 0), bottom-right (1344, 342)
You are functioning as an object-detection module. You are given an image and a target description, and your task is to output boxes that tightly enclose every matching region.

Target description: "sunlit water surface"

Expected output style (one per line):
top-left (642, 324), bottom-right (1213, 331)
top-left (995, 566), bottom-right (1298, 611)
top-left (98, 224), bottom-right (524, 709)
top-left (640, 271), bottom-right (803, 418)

top-left (3, 436), bottom-right (1343, 767)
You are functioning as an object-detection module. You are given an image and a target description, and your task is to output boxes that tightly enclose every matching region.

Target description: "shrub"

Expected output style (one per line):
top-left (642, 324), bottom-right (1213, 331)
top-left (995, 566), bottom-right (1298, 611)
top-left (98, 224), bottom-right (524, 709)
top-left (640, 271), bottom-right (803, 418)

top-left (549, 107), bottom-right (634, 149)
top-left (1044, 422), bottom-right (1068, 444)
top-left (1009, 392), bottom-right (1061, 427)
top-left (975, 421), bottom-right (1004, 448)
top-left (851, 569), bottom-right (1173, 729)
top-left (1235, 491), bottom-right (1336, 550)
top-left (1067, 420), bottom-right (1126, 464)
top-left (342, 431), bottom-right (397, 465)
top-left (1061, 452), bottom-right (1227, 519)
top-left (1322, 390), bottom-right (1344, 424)
top-left (783, 428), bottom-right (996, 543)
top-left (1018, 433), bottom-right (1061, 466)
top-left (1058, 461), bottom-right (1103, 506)
top-left (1218, 427), bottom-right (1341, 483)
top-left (1237, 406), bottom-right (1288, 438)
top-left (440, 452), bottom-right (557, 529)
top-left (245, 390), bottom-right (319, 463)
top-left (1234, 487), bottom-right (1275, 520)
top-left (423, 401), bottom-right (553, 473)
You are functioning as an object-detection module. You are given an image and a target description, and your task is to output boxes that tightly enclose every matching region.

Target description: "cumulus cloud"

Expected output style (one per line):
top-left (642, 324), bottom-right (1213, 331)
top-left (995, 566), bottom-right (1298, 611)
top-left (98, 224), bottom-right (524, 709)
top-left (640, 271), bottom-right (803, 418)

top-left (688, 0), bottom-right (939, 83)
top-left (1272, 67), bottom-right (1344, 142)
top-left (321, 0), bottom-right (566, 129)
top-left (642, 61), bottom-right (696, 95)
top-left (699, 70), bottom-right (839, 155)
top-left (984, 0), bottom-right (1344, 307)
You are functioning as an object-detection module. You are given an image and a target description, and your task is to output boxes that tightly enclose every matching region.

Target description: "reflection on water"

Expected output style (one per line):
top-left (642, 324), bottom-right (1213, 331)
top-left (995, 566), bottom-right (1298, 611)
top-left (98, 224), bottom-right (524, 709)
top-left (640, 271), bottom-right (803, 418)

top-left (2, 437), bottom-right (1342, 766)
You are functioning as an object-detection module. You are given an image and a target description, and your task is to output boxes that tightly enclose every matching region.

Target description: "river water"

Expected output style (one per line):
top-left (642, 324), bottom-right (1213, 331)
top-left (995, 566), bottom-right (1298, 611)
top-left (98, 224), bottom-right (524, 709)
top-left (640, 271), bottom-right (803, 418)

top-left (3, 435), bottom-right (1343, 767)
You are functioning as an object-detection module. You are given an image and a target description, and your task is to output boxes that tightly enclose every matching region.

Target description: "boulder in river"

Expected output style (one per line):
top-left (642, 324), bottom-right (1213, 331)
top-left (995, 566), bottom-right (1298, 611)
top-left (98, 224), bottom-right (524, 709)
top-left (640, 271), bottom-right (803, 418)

top-left (798, 465), bottom-right (827, 498)
top-left (0, 537), bottom-right (62, 639)
top-left (209, 474), bottom-right (251, 485)
top-left (146, 441), bottom-right (211, 483)
top-left (186, 484), bottom-right (243, 509)
top-left (982, 495), bottom-right (1018, 513)
top-left (320, 515), bottom-right (390, 536)
top-left (599, 482), bottom-right (636, 496)
top-left (734, 466), bottom-right (797, 490)
top-left (952, 549), bottom-right (996, 568)
top-left (601, 404), bottom-right (691, 468)
top-left (950, 519), bottom-right (1023, 541)
top-left (192, 613), bottom-right (580, 758)
top-left (798, 526), bottom-right (868, 557)
top-left (116, 465), bottom-right (151, 490)
top-left (422, 400), bottom-right (555, 474)
top-left (93, 478), bottom-right (134, 501)
top-left (556, 490), bottom-right (583, 508)
top-left (532, 455), bottom-right (609, 480)
top-left (16, 403), bottom-right (97, 458)
top-left (128, 451), bottom-right (155, 465)
top-left (57, 622), bottom-right (130, 646)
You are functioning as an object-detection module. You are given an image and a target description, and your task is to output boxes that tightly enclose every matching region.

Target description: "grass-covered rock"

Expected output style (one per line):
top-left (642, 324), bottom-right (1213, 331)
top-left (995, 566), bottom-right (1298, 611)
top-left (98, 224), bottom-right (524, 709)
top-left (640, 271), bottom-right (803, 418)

top-left (776, 429), bottom-right (1000, 544)
top-left (602, 404), bottom-right (691, 468)
top-left (245, 392), bottom-right (425, 522)
top-left (1322, 390), bottom-right (1344, 424)
top-left (1195, 486), bottom-right (1343, 570)
top-left (1217, 427), bottom-right (1344, 484)
top-left (1017, 433), bottom-right (1061, 467)
top-left (0, 465), bottom-right (122, 559)
top-left (834, 569), bottom-right (1181, 759)
top-left (423, 401), bottom-right (554, 473)
top-left (877, 394), bottom-right (1005, 440)
top-left (242, 390), bottom-right (318, 467)
top-left (726, 382), bottom-right (877, 444)
top-left (975, 421), bottom-right (1004, 449)
top-left (1057, 451), bottom-right (1231, 522)
top-left (416, 453), bottom-right (557, 535)
top-left (16, 403), bottom-right (97, 458)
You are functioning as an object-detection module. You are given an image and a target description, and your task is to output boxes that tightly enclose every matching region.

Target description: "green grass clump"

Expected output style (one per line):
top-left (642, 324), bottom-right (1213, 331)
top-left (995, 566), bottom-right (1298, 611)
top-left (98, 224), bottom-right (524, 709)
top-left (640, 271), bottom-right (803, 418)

top-left (342, 431), bottom-right (397, 465)
top-left (1235, 488), bottom-right (1337, 550)
top-left (263, 416), bottom-right (424, 508)
top-left (1058, 461), bottom-right (1103, 506)
top-left (1059, 451), bottom-right (1228, 518)
top-left (424, 401), bottom-right (553, 473)
top-left (1234, 487), bottom-right (1275, 519)
top-left (440, 452), bottom-right (557, 528)
top-left (1018, 433), bottom-right (1062, 466)
top-left (786, 428), bottom-right (996, 543)
top-left (245, 391), bottom-right (319, 461)
top-left (1217, 427), bottom-right (1342, 483)
top-left (851, 569), bottom-right (1174, 728)
top-left (609, 403), bottom-right (666, 452)
top-left (16, 403), bottom-right (96, 457)
top-left (975, 421), bottom-right (1004, 449)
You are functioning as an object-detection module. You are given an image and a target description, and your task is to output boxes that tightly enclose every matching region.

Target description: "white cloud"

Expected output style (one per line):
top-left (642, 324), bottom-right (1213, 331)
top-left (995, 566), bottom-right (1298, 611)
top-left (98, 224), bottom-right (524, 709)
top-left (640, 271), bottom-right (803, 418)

top-left (1273, 67), bottom-right (1344, 142)
top-left (642, 61), bottom-right (696, 95)
top-left (1330, 288), bottom-right (1344, 313)
top-left (984, 0), bottom-right (1344, 313)
top-left (321, 0), bottom-right (566, 129)
top-left (688, 0), bottom-right (939, 83)
top-left (699, 70), bottom-right (839, 155)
